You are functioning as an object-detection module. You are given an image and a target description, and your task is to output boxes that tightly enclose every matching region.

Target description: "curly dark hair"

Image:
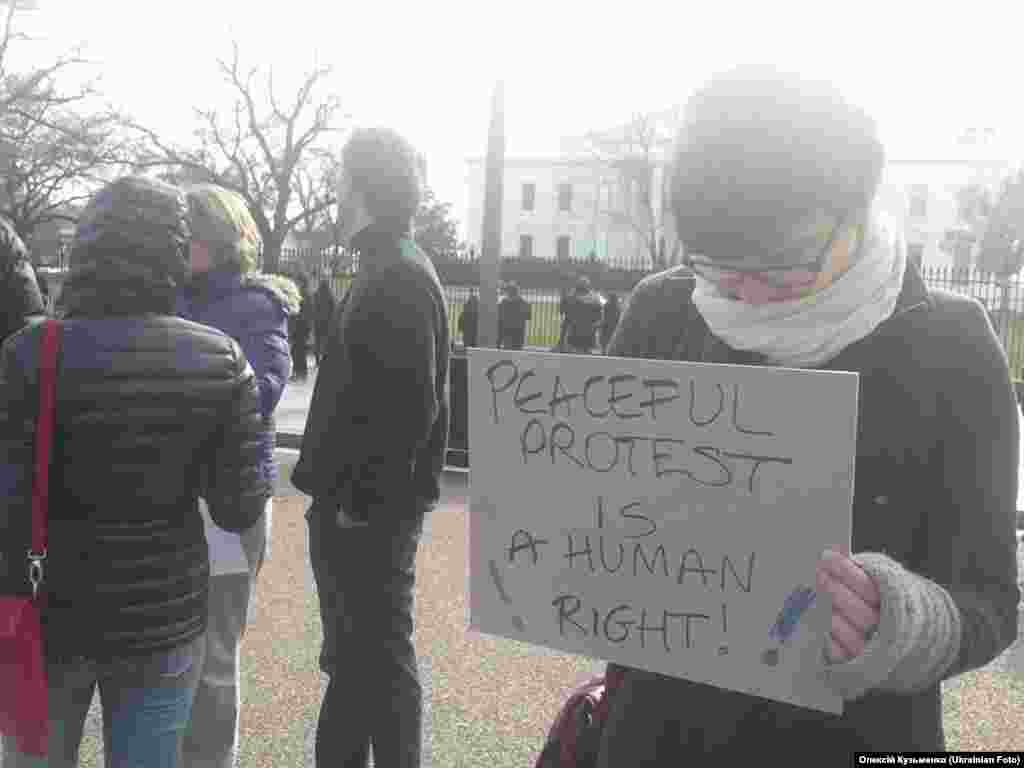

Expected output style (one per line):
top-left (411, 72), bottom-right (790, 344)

top-left (71, 175), bottom-right (191, 285)
top-left (61, 176), bottom-right (191, 315)
top-left (670, 68), bottom-right (884, 261)
top-left (341, 127), bottom-right (423, 226)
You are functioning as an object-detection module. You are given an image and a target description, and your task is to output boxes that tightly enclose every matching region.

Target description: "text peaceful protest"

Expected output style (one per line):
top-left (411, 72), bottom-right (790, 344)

top-left (483, 358), bottom-right (794, 494)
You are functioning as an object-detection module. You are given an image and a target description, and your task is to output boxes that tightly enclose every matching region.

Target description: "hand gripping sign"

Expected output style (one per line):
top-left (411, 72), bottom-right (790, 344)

top-left (467, 349), bottom-right (857, 714)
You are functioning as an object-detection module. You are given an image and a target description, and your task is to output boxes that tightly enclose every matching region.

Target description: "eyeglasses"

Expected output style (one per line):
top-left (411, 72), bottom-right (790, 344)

top-left (685, 216), bottom-right (848, 289)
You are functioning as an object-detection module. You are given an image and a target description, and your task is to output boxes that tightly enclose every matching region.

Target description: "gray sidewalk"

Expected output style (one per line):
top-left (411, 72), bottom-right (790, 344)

top-left (275, 368), bottom-right (318, 449)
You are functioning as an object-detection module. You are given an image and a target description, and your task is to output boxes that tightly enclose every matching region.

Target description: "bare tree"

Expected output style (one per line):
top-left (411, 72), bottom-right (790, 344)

top-left (0, 1), bottom-right (135, 243)
top-left (977, 171), bottom-right (1024, 277)
top-left (586, 109), bottom-right (681, 268)
top-left (292, 148), bottom-right (340, 238)
top-left (0, 1), bottom-right (95, 118)
top-left (131, 41), bottom-right (343, 273)
top-left (0, 87), bottom-right (135, 235)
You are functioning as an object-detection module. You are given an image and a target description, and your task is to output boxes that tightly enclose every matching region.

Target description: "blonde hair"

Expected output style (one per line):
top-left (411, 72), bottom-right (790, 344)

top-left (186, 184), bottom-right (261, 273)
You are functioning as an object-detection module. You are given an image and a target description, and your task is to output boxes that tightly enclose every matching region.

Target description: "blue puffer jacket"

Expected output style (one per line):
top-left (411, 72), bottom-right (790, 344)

top-left (177, 266), bottom-right (299, 484)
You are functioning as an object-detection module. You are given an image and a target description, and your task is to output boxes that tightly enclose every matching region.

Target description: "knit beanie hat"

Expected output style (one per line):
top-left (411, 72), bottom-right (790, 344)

top-left (671, 68), bottom-right (884, 265)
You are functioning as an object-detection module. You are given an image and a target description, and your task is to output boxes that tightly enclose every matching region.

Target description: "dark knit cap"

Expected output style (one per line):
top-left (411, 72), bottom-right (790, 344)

top-left (671, 68), bottom-right (884, 264)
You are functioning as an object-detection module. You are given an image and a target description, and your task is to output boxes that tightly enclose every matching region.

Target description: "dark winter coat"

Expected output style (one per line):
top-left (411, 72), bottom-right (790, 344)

top-left (177, 266), bottom-right (299, 486)
top-left (460, 295), bottom-right (479, 347)
top-left (563, 291), bottom-right (604, 350)
top-left (314, 282), bottom-right (338, 353)
top-left (0, 217), bottom-right (46, 343)
top-left (596, 264), bottom-right (1020, 759)
top-left (498, 294), bottom-right (531, 350)
top-left (600, 296), bottom-right (622, 350)
top-left (292, 223), bottom-right (450, 523)
top-left (288, 280), bottom-right (313, 350)
top-left (0, 268), bottom-right (271, 661)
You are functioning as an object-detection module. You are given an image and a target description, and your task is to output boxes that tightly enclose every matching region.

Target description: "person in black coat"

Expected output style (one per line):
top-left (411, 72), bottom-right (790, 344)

top-left (559, 276), bottom-right (603, 353)
top-left (599, 292), bottom-right (622, 353)
top-left (0, 215), bottom-right (46, 342)
top-left (292, 127), bottom-right (450, 768)
top-left (288, 269), bottom-right (313, 381)
top-left (595, 69), bottom-right (1020, 763)
top-left (459, 290), bottom-right (479, 348)
top-left (314, 279), bottom-right (337, 366)
top-left (34, 261), bottom-right (50, 308)
top-left (497, 281), bottom-right (531, 350)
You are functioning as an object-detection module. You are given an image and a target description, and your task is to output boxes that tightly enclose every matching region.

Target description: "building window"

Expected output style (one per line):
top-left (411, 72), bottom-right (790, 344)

top-left (558, 183), bottom-right (573, 212)
top-left (908, 185), bottom-right (928, 218)
top-left (522, 183), bottom-right (536, 211)
top-left (907, 243), bottom-right (924, 269)
top-left (519, 234), bottom-right (533, 259)
top-left (556, 235), bottom-right (571, 261)
top-left (600, 182), bottom-right (614, 211)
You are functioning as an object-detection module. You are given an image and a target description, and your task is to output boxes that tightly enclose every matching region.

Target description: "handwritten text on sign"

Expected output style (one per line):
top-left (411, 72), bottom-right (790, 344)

top-left (468, 350), bottom-right (858, 714)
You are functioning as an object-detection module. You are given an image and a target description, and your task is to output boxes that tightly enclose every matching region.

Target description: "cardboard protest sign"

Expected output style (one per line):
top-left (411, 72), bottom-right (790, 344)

top-left (467, 349), bottom-right (858, 714)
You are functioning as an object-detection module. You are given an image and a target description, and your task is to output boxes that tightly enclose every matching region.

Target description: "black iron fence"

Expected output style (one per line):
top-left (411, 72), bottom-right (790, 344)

top-left (438, 246), bottom-right (667, 274)
top-left (42, 244), bottom-right (1024, 379)
top-left (919, 267), bottom-right (1024, 379)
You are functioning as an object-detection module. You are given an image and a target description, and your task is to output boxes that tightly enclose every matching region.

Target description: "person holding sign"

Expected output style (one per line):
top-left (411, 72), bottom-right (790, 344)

top-left (595, 69), bottom-right (1020, 762)
top-left (292, 127), bottom-right (450, 768)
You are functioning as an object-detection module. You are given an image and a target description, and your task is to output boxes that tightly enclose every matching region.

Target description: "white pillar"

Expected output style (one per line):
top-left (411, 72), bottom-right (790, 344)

top-left (478, 81), bottom-right (505, 348)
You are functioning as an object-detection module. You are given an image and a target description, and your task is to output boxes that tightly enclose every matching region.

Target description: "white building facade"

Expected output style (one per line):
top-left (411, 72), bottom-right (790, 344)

top-left (875, 157), bottom-right (1011, 270)
top-left (464, 156), bottom-right (658, 268)
top-left (466, 144), bottom-right (1017, 273)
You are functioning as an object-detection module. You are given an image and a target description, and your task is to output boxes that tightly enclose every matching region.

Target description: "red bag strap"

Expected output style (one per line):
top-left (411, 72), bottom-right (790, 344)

top-left (28, 319), bottom-right (60, 597)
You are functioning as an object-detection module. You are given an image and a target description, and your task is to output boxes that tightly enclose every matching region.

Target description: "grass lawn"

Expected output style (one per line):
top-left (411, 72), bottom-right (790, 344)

top-left (448, 297), bottom-right (563, 350)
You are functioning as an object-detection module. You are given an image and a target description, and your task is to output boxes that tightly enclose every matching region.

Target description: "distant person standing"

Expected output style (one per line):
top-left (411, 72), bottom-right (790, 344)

top-left (0, 215), bottom-right (45, 342)
top-left (314, 278), bottom-right (337, 366)
top-left (292, 127), bottom-right (450, 768)
top-left (289, 269), bottom-right (313, 381)
top-left (460, 290), bottom-right (479, 348)
top-left (34, 259), bottom-right (50, 309)
top-left (558, 286), bottom-right (571, 323)
top-left (497, 281), bottom-right (531, 350)
top-left (559, 276), bottom-right (603, 353)
top-left (600, 292), bottom-right (622, 353)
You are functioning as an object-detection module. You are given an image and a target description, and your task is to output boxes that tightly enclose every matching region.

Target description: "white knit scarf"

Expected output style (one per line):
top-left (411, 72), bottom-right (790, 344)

top-left (691, 214), bottom-right (907, 368)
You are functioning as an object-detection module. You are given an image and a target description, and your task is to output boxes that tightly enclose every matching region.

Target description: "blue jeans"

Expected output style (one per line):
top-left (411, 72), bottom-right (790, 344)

top-left (180, 573), bottom-right (258, 768)
top-left (2, 635), bottom-right (203, 768)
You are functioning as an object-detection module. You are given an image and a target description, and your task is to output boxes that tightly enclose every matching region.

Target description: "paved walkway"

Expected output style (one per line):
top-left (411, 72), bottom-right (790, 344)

top-left (275, 368), bottom-right (318, 448)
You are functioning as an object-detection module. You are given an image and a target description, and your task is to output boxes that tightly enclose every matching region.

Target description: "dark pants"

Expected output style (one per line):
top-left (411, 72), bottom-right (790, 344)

top-left (291, 339), bottom-right (310, 379)
top-left (498, 330), bottom-right (526, 350)
top-left (306, 499), bottom-right (427, 768)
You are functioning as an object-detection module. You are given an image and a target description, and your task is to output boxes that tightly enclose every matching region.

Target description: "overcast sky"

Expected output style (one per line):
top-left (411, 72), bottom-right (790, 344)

top-left (13, 0), bottom-right (1024, 238)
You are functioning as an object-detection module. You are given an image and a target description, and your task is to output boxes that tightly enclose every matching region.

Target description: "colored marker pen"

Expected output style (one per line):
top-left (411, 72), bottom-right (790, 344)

top-left (761, 585), bottom-right (817, 667)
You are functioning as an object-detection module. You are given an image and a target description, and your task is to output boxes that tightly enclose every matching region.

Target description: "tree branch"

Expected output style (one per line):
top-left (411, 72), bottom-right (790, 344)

top-left (218, 41), bottom-right (279, 180)
top-left (285, 194), bottom-right (335, 232)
